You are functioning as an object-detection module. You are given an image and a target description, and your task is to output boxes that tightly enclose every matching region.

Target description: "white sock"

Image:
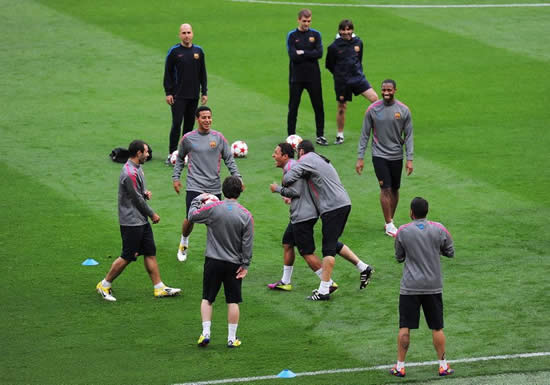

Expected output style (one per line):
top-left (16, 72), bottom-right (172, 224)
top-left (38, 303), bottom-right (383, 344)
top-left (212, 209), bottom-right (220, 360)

top-left (202, 321), bottom-right (211, 338)
top-left (180, 235), bottom-right (189, 246)
top-left (153, 282), bottom-right (165, 289)
top-left (356, 261), bottom-right (368, 272)
top-left (318, 280), bottom-right (331, 295)
top-left (439, 359), bottom-right (448, 369)
top-left (337, 132), bottom-right (344, 138)
top-left (228, 323), bottom-right (238, 342)
top-left (281, 265), bottom-right (293, 284)
top-left (386, 221), bottom-right (394, 226)
top-left (101, 279), bottom-right (111, 288)
top-left (314, 269), bottom-right (323, 279)
top-left (396, 361), bottom-right (405, 370)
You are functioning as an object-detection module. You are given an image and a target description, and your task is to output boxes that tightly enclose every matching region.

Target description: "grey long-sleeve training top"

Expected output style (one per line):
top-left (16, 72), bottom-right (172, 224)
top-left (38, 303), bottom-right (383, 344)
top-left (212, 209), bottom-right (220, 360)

top-left (118, 160), bottom-right (155, 226)
top-left (172, 129), bottom-right (241, 194)
top-left (188, 196), bottom-right (254, 268)
top-left (358, 99), bottom-right (414, 161)
top-left (281, 152), bottom-right (351, 216)
top-left (395, 218), bottom-right (454, 295)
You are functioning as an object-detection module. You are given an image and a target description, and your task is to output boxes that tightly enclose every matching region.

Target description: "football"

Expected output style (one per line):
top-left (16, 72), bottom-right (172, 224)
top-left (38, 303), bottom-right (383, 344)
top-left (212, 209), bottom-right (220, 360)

top-left (231, 140), bottom-right (248, 158)
top-left (286, 134), bottom-right (302, 150)
top-left (170, 151), bottom-right (188, 166)
top-left (200, 193), bottom-right (220, 207)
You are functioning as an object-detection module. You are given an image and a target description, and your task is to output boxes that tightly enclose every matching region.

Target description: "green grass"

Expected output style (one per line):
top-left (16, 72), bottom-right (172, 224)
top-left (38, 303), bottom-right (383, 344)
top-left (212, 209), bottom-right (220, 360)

top-left (1, 0), bottom-right (550, 384)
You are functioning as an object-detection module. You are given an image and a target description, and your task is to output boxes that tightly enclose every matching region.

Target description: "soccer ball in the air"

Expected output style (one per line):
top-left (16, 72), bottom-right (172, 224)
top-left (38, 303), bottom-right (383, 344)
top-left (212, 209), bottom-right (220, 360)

top-left (286, 134), bottom-right (302, 150)
top-left (170, 151), bottom-right (188, 166)
top-left (231, 140), bottom-right (248, 158)
top-left (200, 193), bottom-right (220, 207)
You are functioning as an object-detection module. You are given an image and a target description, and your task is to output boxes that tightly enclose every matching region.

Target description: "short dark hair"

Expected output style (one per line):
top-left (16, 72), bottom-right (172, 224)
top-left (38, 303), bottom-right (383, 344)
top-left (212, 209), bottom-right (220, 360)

top-left (195, 105), bottom-right (212, 118)
top-left (411, 197), bottom-right (429, 219)
top-left (128, 140), bottom-right (147, 157)
top-left (338, 19), bottom-right (354, 31)
top-left (382, 79), bottom-right (397, 88)
top-left (278, 142), bottom-right (294, 159)
top-left (297, 139), bottom-right (315, 154)
top-left (298, 9), bottom-right (311, 18)
top-left (222, 176), bottom-right (243, 199)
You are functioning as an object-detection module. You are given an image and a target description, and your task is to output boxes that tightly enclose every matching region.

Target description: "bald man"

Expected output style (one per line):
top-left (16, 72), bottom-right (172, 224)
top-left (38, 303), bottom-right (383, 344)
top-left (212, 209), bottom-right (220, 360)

top-left (164, 23), bottom-right (208, 164)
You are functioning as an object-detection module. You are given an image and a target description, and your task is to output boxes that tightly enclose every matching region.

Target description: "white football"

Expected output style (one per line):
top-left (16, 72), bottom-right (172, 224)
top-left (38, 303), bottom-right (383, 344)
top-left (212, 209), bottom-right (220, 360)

top-left (170, 151), bottom-right (188, 166)
top-left (231, 140), bottom-right (248, 158)
top-left (201, 193), bottom-right (220, 207)
top-left (286, 134), bottom-right (303, 150)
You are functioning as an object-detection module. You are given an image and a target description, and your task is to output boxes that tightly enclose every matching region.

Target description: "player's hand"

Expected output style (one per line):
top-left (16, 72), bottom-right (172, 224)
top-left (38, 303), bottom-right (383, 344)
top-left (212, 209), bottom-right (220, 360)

top-left (282, 197), bottom-right (291, 205)
top-left (173, 180), bottom-right (182, 194)
top-left (355, 159), bottom-right (364, 175)
top-left (166, 95), bottom-right (174, 105)
top-left (270, 183), bottom-right (279, 193)
top-left (406, 160), bottom-right (413, 176)
top-left (151, 213), bottom-right (160, 224)
top-left (144, 190), bottom-right (152, 200)
top-left (201, 95), bottom-right (208, 105)
top-left (236, 266), bottom-right (248, 279)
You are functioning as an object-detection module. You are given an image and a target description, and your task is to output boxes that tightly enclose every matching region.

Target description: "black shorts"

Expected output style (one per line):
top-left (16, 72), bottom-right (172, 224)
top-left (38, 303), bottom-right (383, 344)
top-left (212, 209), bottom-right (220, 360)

top-left (372, 157), bottom-right (403, 190)
top-left (320, 206), bottom-right (350, 257)
top-left (202, 257), bottom-right (243, 304)
top-left (186, 191), bottom-right (222, 215)
top-left (293, 218), bottom-right (317, 256)
top-left (282, 222), bottom-right (295, 246)
top-left (399, 293), bottom-right (444, 330)
top-left (119, 223), bottom-right (156, 262)
top-left (335, 77), bottom-right (371, 102)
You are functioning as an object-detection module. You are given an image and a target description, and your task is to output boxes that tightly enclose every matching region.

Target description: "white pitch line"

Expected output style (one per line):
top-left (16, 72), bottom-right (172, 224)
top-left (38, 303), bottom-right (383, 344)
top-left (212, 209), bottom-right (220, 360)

top-left (174, 351), bottom-right (550, 385)
top-left (230, 0), bottom-right (550, 8)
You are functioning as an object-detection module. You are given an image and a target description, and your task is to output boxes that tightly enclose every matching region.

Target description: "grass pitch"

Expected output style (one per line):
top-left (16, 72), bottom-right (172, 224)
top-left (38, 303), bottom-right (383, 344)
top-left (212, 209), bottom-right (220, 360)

top-left (1, 0), bottom-right (549, 384)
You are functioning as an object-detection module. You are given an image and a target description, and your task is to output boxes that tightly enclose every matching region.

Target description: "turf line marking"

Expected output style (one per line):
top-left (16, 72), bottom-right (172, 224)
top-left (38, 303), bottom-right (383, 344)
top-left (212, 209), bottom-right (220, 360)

top-left (231, 0), bottom-right (550, 8)
top-left (174, 351), bottom-right (550, 385)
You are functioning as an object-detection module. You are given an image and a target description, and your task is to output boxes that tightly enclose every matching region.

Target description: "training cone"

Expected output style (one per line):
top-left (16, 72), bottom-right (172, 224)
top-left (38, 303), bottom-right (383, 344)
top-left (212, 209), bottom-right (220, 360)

top-left (82, 258), bottom-right (99, 266)
top-left (277, 369), bottom-right (296, 378)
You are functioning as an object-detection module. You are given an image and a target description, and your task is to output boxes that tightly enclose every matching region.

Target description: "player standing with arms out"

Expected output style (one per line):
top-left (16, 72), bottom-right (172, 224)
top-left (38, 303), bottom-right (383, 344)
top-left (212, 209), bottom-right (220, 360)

top-left (172, 106), bottom-right (242, 262)
top-left (287, 9), bottom-right (328, 147)
top-left (164, 23), bottom-right (207, 165)
top-left (390, 197), bottom-right (455, 378)
top-left (282, 140), bottom-right (374, 301)
top-left (326, 19), bottom-right (378, 144)
top-left (189, 176), bottom-right (253, 348)
top-left (356, 79), bottom-right (413, 237)
top-left (96, 140), bottom-right (181, 302)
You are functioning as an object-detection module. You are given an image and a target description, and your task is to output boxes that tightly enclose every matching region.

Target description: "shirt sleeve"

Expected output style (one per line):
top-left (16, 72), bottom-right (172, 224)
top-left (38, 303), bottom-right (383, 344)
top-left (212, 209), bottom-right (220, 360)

top-left (357, 110), bottom-right (372, 159)
top-left (281, 159), bottom-right (309, 187)
top-left (200, 48), bottom-right (207, 96)
top-left (172, 138), bottom-right (189, 181)
top-left (403, 109), bottom-right (414, 161)
top-left (240, 217), bottom-right (254, 268)
top-left (325, 45), bottom-right (335, 73)
top-left (221, 139), bottom-right (241, 178)
top-left (440, 227), bottom-right (455, 258)
top-left (187, 195), bottom-right (212, 223)
top-left (395, 234), bottom-right (406, 263)
top-left (163, 48), bottom-right (176, 96)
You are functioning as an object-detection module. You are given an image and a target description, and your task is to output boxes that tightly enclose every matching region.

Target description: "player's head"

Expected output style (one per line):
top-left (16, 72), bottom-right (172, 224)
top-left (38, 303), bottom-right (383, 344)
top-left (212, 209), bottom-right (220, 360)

top-left (195, 106), bottom-right (212, 132)
top-left (297, 9), bottom-right (312, 31)
top-left (179, 24), bottom-right (194, 46)
top-left (297, 139), bottom-right (314, 156)
top-left (338, 19), bottom-right (354, 40)
top-left (128, 140), bottom-right (149, 164)
top-left (273, 142), bottom-right (294, 168)
top-left (222, 176), bottom-right (243, 199)
top-left (410, 197), bottom-right (429, 219)
top-left (381, 79), bottom-right (397, 103)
